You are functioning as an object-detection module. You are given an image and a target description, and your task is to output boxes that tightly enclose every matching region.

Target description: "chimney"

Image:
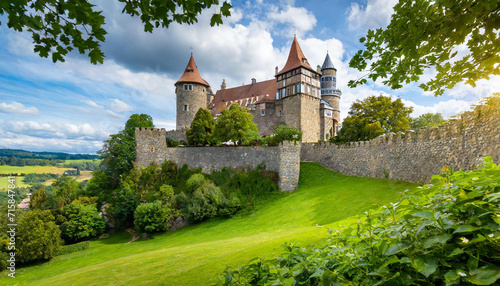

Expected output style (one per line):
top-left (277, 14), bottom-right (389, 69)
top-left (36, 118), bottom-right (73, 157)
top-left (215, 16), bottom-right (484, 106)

top-left (275, 66), bottom-right (278, 75)
top-left (317, 65), bottom-right (321, 73)
top-left (251, 78), bottom-right (256, 84)
top-left (221, 79), bottom-right (226, 90)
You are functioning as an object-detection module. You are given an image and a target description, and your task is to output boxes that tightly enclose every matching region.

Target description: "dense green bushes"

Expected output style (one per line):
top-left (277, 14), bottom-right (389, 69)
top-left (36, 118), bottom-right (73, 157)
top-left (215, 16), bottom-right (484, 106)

top-left (60, 201), bottom-right (106, 243)
top-left (218, 157), bottom-right (500, 285)
top-left (22, 173), bottom-right (58, 184)
top-left (260, 125), bottom-right (302, 146)
top-left (17, 210), bottom-right (63, 263)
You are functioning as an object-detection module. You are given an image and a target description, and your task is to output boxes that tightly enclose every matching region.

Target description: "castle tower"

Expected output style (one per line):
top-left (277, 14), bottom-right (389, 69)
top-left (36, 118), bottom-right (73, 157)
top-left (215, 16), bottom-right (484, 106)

top-left (175, 53), bottom-right (211, 130)
top-left (320, 52), bottom-right (341, 138)
top-left (276, 36), bottom-right (321, 142)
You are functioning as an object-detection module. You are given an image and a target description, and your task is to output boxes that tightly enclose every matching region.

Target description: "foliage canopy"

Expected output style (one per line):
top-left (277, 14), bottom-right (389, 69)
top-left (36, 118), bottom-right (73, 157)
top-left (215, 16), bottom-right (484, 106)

top-left (348, 0), bottom-right (500, 96)
top-left (186, 108), bottom-right (218, 146)
top-left (215, 103), bottom-right (258, 145)
top-left (336, 95), bottom-right (413, 142)
top-left (0, 0), bottom-right (231, 64)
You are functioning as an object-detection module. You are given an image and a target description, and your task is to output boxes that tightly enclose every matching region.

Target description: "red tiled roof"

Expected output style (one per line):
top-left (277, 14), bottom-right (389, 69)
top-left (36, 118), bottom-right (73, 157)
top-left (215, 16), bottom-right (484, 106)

top-left (277, 36), bottom-right (316, 76)
top-left (176, 54), bottom-right (210, 87)
top-left (209, 79), bottom-right (277, 115)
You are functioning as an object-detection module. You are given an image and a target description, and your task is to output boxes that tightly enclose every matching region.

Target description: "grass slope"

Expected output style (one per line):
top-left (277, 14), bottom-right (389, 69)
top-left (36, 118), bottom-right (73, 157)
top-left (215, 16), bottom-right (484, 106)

top-left (3, 163), bottom-right (417, 285)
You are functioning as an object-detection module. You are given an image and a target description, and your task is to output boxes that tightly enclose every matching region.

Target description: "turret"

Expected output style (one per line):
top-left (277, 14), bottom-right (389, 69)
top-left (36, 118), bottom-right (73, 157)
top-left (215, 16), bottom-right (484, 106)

top-left (175, 53), bottom-right (211, 130)
top-left (320, 52), bottom-right (341, 138)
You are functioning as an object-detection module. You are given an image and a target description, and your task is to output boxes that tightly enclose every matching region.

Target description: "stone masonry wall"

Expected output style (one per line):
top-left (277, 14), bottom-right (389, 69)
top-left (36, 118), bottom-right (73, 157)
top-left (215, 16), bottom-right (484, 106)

top-left (165, 129), bottom-right (187, 143)
top-left (301, 108), bottom-right (500, 184)
top-left (135, 127), bottom-right (301, 191)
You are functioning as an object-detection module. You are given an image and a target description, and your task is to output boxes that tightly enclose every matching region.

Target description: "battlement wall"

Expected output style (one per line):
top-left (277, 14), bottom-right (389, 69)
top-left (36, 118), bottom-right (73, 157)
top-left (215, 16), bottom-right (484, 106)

top-left (135, 127), bottom-right (300, 191)
top-left (302, 108), bottom-right (500, 183)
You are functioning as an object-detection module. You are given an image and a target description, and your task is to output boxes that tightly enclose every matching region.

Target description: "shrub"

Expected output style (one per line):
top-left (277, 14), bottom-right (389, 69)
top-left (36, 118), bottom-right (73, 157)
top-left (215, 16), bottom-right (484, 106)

top-left (60, 201), bottom-right (106, 243)
top-left (134, 201), bottom-right (172, 232)
top-left (186, 108), bottom-right (218, 146)
top-left (56, 241), bottom-right (90, 256)
top-left (261, 125), bottom-right (302, 146)
top-left (219, 157), bottom-right (500, 285)
top-left (17, 210), bottom-right (62, 263)
top-left (110, 183), bottom-right (140, 229)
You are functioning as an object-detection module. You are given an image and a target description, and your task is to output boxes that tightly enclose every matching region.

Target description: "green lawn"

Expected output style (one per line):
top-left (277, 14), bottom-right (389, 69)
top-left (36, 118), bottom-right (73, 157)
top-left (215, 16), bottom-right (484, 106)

top-left (2, 163), bottom-right (418, 285)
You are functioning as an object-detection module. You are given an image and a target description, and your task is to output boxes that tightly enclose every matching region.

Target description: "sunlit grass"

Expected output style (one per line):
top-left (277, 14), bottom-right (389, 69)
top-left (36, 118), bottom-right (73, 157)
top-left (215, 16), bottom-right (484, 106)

top-left (2, 163), bottom-right (417, 285)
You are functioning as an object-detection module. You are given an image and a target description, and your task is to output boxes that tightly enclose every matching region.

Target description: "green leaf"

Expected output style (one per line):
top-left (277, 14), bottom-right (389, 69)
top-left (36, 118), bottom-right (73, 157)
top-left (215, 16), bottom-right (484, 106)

top-left (423, 234), bottom-right (452, 249)
top-left (412, 211), bottom-right (434, 220)
top-left (385, 243), bottom-right (410, 256)
top-left (411, 256), bottom-right (438, 277)
top-left (466, 265), bottom-right (500, 285)
top-left (454, 225), bottom-right (478, 233)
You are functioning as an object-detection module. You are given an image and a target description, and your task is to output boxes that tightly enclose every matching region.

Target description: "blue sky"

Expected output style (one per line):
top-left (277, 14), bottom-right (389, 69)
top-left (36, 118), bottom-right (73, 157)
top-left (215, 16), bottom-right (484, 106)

top-left (0, 0), bottom-right (498, 154)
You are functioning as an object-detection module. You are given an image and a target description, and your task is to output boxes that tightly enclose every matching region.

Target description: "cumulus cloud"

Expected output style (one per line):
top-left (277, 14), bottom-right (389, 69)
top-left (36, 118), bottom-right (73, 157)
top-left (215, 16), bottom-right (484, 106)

top-left (347, 0), bottom-right (397, 30)
top-left (4, 121), bottom-right (109, 141)
top-left (267, 6), bottom-right (317, 37)
top-left (0, 133), bottom-right (102, 154)
top-left (0, 101), bottom-right (39, 115)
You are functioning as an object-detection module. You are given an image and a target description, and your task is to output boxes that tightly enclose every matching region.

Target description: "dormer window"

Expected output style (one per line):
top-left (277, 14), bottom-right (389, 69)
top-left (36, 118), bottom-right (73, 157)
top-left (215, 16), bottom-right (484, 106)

top-left (186, 68), bottom-right (193, 72)
top-left (302, 58), bottom-right (307, 63)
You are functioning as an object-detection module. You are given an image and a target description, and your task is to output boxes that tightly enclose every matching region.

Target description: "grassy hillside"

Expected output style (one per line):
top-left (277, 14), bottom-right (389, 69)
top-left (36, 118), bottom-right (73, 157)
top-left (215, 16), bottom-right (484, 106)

top-left (3, 163), bottom-right (418, 285)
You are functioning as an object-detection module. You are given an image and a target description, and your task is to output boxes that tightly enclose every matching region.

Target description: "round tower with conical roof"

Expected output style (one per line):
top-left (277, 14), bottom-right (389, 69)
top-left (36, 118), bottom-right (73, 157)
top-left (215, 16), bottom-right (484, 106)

top-left (320, 53), bottom-right (341, 137)
top-left (175, 53), bottom-right (211, 130)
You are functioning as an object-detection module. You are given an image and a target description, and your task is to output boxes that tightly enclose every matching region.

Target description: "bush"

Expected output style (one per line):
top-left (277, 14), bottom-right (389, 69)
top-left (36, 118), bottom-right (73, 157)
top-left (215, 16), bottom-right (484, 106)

top-left (17, 210), bottom-right (62, 263)
top-left (260, 125), bottom-right (302, 146)
top-left (56, 241), bottom-right (90, 256)
top-left (186, 108), bottom-right (218, 146)
top-left (219, 157), bottom-right (500, 285)
top-left (134, 201), bottom-right (173, 232)
top-left (109, 183), bottom-right (140, 229)
top-left (60, 201), bottom-right (106, 243)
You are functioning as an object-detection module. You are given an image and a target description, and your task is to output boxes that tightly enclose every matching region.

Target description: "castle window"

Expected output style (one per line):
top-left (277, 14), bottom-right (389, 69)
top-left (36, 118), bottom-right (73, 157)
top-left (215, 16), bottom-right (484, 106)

top-left (150, 146), bottom-right (156, 153)
top-left (260, 110), bottom-right (265, 116)
top-left (281, 88), bottom-right (286, 98)
top-left (260, 103), bottom-right (265, 110)
top-left (183, 84), bottom-right (193, 91)
top-left (183, 105), bottom-right (189, 111)
top-left (296, 83), bottom-right (301, 93)
top-left (276, 92), bottom-right (279, 100)
top-left (278, 110), bottom-right (282, 117)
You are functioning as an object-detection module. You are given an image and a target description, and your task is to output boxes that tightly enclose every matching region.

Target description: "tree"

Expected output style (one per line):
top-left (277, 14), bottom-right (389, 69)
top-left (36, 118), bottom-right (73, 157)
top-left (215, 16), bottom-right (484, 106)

top-left (215, 103), bottom-right (258, 145)
top-left (52, 176), bottom-right (82, 208)
top-left (60, 201), bottom-right (106, 243)
top-left (349, 1), bottom-right (500, 96)
top-left (0, 0), bottom-right (232, 64)
top-left (186, 108), bottom-right (218, 146)
top-left (99, 113), bottom-right (154, 189)
top-left (17, 210), bottom-right (62, 263)
top-left (134, 199), bottom-right (176, 233)
top-left (261, 125), bottom-right (302, 146)
top-left (411, 113), bottom-right (446, 130)
top-left (337, 95), bottom-right (413, 142)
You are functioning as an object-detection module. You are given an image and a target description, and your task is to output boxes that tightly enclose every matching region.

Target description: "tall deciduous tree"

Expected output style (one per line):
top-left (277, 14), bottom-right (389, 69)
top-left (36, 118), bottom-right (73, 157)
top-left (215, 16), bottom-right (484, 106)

top-left (215, 103), bottom-right (258, 145)
top-left (411, 113), bottom-right (446, 130)
top-left (99, 113), bottom-right (154, 189)
top-left (337, 95), bottom-right (413, 142)
top-left (0, 0), bottom-right (232, 64)
top-left (349, 0), bottom-right (500, 96)
top-left (186, 108), bottom-right (218, 146)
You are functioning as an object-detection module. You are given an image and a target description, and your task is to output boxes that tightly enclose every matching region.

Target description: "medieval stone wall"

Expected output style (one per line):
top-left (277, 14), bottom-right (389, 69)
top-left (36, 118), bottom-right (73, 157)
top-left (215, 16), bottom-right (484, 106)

top-left (300, 95), bottom-right (321, 142)
top-left (301, 108), bottom-right (500, 183)
top-left (250, 102), bottom-right (280, 136)
top-left (165, 129), bottom-right (187, 143)
top-left (135, 127), bottom-right (301, 191)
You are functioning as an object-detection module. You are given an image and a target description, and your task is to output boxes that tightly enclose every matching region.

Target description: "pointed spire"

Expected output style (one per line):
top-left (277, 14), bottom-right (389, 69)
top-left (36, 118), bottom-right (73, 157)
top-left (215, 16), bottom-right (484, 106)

top-left (176, 54), bottom-right (210, 87)
top-left (321, 52), bottom-right (336, 70)
top-left (277, 36), bottom-right (316, 76)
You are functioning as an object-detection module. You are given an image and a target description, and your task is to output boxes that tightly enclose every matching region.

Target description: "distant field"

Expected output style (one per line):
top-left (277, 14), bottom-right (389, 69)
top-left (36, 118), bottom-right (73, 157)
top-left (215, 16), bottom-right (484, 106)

top-left (0, 176), bottom-right (28, 189)
top-left (0, 165), bottom-right (89, 190)
top-left (58, 159), bottom-right (98, 165)
top-left (0, 165), bottom-right (75, 175)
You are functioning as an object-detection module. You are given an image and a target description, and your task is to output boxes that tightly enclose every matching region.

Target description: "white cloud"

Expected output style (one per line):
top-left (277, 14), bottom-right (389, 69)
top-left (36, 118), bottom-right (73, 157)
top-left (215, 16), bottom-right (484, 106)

top-left (0, 133), bottom-right (102, 154)
top-left (110, 99), bottom-right (133, 112)
top-left (347, 0), bottom-right (397, 30)
top-left (401, 98), bottom-right (472, 119)
top-left (267, 6), bottom-right (317, 37)
top-left (4, 121), bottom-right (109, 141)
top-left (83, 100), bottom-right (103, 109)
top-left (0, 101), bottom-right (39, 115)
top-left (106, 110), bottom-right (124, 119)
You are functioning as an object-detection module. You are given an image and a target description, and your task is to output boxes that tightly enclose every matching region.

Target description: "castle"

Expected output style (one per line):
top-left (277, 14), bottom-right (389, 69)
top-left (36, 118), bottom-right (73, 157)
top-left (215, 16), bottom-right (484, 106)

top-left (174, 36), bottom-right (341, 142)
